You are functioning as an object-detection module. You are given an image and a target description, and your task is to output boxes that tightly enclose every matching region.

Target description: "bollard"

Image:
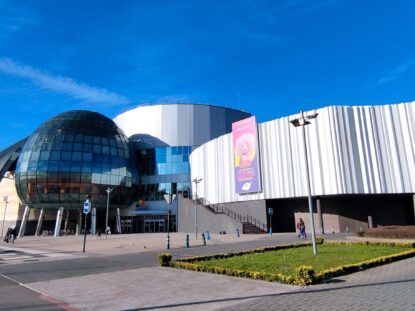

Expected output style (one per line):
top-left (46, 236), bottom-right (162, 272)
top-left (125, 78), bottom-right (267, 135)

top-left (236, 228), bottom-right (240, 238)
top-left (166, 234), bottom-right (170, 250)
top-left (206, 230), bottom-right (211, 240)
top-left (269, 227), bottom-right (272, 235)
top-left (185, 234), bottom-right (189, 248)
top-left (345, 225), bottom-right (349, 233)
top-left (202, 233), bottom-right (206, 246)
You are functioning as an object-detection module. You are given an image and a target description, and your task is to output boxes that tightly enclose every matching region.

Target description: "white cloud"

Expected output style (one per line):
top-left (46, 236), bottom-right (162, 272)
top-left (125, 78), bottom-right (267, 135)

top-left (377, 59), bottom-right (415, 85)
top-left (0, 1), bottom-right (37, 39)
top-left (0, 58), bottom-right (130, 105)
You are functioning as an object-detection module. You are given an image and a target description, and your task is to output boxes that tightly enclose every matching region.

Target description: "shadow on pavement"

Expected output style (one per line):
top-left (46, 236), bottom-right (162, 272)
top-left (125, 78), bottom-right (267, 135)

top-left (127, 278), bottom-right (415, 311)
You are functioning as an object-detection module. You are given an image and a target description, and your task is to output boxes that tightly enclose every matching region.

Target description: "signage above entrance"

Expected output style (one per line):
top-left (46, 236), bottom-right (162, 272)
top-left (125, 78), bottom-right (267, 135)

top-left (164, 194), bottom-right (177, 205)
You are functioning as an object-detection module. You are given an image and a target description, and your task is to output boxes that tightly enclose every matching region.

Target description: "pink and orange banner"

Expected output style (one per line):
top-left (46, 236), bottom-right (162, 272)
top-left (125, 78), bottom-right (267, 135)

top-left (232, 116), bottom-right (262, 194)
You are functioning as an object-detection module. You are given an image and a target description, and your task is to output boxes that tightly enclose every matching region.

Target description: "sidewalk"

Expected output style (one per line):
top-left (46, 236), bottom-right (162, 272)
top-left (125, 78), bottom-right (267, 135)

top-left (1, 232), bottom-right (275, 255)
top-left (26, 266), bottom-right (298, 311)
top-left (1, 233), bottom-right (413, 310)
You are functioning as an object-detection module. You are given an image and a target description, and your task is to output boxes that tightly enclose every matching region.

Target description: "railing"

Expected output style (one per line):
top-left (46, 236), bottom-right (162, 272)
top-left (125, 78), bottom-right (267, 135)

top-left (204, 204), bottom-right (267, 232)
top-left (244, 215), bottom-right (267, 232)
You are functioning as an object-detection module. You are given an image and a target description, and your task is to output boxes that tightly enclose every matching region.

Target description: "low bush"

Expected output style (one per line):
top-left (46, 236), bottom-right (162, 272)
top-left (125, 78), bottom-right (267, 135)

top-left (295, 265), bottom-right (316, 285)
top-left (158, 253), bottom-right (172, 267)
top-left (364, 226), bottom-right (415, 239)
top-left (168, 241), bottom-right (415, 286)
top-left (316, 249), bottom-right (415, 281)
top-left (315, 236), bottom-right (324, 244)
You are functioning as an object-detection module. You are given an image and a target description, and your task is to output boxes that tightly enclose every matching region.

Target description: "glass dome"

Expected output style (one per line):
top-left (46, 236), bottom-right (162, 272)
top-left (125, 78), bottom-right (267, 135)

top-left (15, 110), bottom-right (139, 209)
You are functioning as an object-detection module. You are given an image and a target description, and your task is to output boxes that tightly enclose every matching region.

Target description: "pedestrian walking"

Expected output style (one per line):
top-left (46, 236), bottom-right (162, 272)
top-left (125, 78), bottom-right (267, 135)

top-left (10, 225), bottom-right (17, 243)
top-left (4, 227), bottom-right (12, 243)
top-left (297, 218), bottom-right (306, 239)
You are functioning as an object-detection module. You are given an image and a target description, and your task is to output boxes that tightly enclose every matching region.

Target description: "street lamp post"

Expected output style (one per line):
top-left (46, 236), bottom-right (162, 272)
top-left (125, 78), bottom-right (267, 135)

top-left (1, 196), bottom-right (8, 240)
top-left (167, 200), bottom-right (171, 248)
top-left (105, 187), bottom-right (113, 238)
top-left (290, 110), bottom-right (318, 255)
top-left (193, 177), bottom-right (203, 239)
top-left (163, 193), bottom-right (176, 250)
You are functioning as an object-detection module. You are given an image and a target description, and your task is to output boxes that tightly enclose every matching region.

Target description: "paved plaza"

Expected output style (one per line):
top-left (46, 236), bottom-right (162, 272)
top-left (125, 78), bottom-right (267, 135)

top-left (0, 233), bottom-right (414, 310)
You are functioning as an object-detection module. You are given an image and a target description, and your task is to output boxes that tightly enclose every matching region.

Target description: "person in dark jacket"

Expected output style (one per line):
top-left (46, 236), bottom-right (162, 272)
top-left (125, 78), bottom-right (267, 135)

top-left (10, 225), bottom-right (17, 243)
top-left (4, 227), bottom-right (12, 243)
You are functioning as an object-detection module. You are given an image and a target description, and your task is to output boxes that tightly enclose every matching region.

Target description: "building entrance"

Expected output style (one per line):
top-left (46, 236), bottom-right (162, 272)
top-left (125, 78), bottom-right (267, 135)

top-left (144, 219), bottom-right (165, 233)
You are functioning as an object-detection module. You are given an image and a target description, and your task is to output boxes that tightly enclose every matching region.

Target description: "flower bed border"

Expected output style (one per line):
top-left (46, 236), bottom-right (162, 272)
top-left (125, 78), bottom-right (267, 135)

top-left (167, 240), bottom-right (415, 285)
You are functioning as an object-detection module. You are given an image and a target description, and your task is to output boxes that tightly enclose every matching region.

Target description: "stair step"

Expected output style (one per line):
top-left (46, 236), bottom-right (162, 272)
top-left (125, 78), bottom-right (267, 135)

top-left (242, 222), bottom-right (267, 234)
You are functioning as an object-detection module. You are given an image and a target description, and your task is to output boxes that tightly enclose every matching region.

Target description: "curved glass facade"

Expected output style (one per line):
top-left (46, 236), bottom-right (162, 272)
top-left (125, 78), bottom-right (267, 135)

top-left (15, 110), bottom-right (139, 209)
top-left (137, 146), bottom-right (191, 201)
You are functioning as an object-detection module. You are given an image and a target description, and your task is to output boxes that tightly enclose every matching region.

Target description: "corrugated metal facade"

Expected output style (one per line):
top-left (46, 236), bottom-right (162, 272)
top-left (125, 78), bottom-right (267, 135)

top-left (114, 103), bottom-right (251, 146)
top-left (190, 102), bottom-right (415, 204)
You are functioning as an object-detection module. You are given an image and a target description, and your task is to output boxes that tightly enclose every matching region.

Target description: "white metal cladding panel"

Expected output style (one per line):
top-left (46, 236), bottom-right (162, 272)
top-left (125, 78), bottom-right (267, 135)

top-left (190, 102), bottom-right (415, 204)
top-left (114, 104), bottom-right (250, 146)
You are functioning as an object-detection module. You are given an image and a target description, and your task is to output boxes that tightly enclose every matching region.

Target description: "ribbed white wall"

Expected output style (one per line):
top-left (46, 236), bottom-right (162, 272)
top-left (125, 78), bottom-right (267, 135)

top-left (114, 103), bottom-right (250, 146)
top-left (190, 102), bottom-right (415, 204)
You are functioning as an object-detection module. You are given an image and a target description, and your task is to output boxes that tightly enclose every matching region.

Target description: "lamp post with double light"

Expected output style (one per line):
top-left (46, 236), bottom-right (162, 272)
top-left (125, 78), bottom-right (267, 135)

top-left (105, 187), bottom-right (113, 238)
top-left (290, 110), bottom-right (318, 255)
top-left (163, 193), bottom-right (176, 250)
top-left (192, 177), bottom-right (203, 239)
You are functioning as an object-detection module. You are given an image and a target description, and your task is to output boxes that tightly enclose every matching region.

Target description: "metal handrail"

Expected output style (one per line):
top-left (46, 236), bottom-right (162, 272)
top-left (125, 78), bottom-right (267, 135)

top-left (204, 204), bottom-right (267, 232)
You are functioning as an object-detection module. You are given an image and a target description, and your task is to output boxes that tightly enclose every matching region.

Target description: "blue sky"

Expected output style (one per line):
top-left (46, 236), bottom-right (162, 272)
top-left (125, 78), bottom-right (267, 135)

top-left (0, 0), bottom-right (414, 149)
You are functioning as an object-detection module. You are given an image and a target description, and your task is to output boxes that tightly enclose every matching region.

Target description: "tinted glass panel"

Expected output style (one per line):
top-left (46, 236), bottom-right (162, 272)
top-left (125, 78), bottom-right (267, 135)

top-left (15, 110), bottom-right (139, 208)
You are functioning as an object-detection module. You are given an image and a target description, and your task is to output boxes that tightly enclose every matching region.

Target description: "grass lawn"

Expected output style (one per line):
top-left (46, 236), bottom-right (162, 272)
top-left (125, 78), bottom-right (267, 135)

top-left (196, 243), bottom-right (410, 277)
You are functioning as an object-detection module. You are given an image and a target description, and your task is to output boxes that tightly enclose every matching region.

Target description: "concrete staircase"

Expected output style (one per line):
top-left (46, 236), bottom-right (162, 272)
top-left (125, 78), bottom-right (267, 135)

top-left (242, 222), bottom-right (267, 234)
top-left (201, 202), bottom-right (267, 234)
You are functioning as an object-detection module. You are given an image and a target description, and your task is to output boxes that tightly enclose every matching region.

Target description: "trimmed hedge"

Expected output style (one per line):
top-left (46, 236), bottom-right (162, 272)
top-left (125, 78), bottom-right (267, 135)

top-left (158, 253), bottom-right (172, 266)
top-left (363, 226), bottom-right (415, 239)
top-left (168, 240), bottom-right (415, 286)
top-left (315, 248), bottom-right (415, 282)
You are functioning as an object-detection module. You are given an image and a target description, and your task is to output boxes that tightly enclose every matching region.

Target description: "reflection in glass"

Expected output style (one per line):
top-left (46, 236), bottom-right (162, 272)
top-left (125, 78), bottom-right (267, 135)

top-left (136, 145), bottom-right (191, 201)
top-left (15, 110), bottom-right (139, 209)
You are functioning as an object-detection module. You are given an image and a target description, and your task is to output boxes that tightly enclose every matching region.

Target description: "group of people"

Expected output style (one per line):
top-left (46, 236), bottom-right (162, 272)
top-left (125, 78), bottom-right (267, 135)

top-left (297, 218), bottom-right (307, 239)
top-left (3, 226), bottom-right (17, 243)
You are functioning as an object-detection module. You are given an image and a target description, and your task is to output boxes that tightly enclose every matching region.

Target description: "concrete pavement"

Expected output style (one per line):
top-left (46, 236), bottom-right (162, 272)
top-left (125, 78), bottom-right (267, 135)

top-left (25, 267), bottom-right (297, 311)
top-left (220, 256), bottom-right (415, 311)
top-left (0, 233), bottom-right (414, 310)
top-left (0, 274), bottom-right (67, 311)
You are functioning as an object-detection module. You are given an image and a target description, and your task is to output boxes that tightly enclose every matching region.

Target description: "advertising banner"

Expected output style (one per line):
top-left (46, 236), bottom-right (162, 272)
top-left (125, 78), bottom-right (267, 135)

top-left (232, 116), bottom-right (261, 194)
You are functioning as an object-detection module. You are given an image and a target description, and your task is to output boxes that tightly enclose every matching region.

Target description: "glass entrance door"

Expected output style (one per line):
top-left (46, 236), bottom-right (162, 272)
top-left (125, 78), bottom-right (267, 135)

top-left (144, 219), bottom-right (165, 233)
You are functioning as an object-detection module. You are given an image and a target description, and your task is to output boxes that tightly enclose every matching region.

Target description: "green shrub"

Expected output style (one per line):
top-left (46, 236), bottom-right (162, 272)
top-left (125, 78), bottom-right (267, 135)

top-left (315, 236), bottom-right (324, 244)
top-left (295, 265), bottom-right (316, 285)
top-left (169, 241), bottom-right (415, 286)
top-left (158, 253), bottom-right (172, 267)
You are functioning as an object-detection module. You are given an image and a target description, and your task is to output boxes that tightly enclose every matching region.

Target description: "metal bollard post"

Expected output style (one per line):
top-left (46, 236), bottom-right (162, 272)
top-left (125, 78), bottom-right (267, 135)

top-left (206, 230), bottom-right (210, 240)
top-left (166, 234), bottom-right (170, 250)
top-left (202, 233), bottom-right (206, 246)
top-left (185, 234), bottom-right (189, 248)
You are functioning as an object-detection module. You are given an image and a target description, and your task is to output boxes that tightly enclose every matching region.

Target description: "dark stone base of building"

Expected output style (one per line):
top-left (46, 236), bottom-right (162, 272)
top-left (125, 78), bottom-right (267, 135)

top-left (267, 194), bottom-right (415, 234)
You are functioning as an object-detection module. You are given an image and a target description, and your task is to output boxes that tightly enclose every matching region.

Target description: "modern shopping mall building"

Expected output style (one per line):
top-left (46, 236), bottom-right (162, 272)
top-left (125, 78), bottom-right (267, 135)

top-left (0, 101), bottom-right (414, 237)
